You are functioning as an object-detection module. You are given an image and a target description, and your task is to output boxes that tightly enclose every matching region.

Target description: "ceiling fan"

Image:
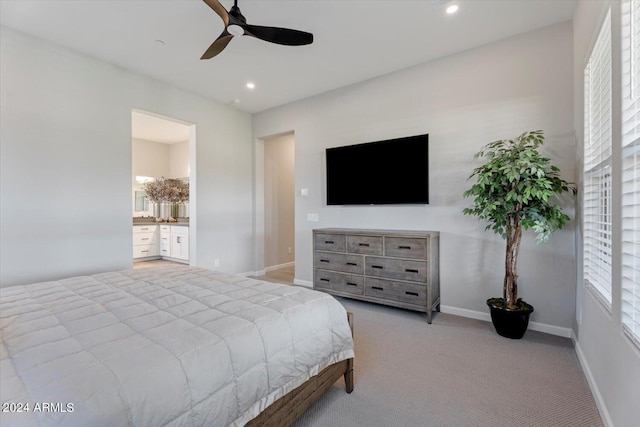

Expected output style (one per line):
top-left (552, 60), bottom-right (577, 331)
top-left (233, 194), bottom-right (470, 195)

top-left (201, 0), bottom-right (314, 59)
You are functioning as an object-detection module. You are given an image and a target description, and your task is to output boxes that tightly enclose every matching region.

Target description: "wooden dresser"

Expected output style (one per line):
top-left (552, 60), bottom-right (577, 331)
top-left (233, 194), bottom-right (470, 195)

top-left (313, 228), bottom-right (440, 323)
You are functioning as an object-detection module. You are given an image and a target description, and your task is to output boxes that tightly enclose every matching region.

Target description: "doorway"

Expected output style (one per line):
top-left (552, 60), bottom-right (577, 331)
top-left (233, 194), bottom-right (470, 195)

top-left (262, 133), bottom-right (295, 282)
top-left (131, 109), bottom-right (196, 266)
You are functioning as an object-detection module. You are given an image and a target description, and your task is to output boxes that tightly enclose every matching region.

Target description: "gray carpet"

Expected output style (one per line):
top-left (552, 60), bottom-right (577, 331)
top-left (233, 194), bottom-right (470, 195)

top-left (293, 298), bottom-right (603, 427)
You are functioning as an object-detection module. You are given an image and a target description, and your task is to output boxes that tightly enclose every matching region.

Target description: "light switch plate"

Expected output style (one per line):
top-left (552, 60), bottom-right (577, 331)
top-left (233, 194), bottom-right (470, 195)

top-left (307, 213), bottom-right (319, 222)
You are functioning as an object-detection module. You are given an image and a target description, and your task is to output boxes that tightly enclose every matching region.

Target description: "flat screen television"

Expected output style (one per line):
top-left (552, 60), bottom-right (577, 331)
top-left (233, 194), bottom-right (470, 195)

top-left (326, 134), bottom-right (429, 205)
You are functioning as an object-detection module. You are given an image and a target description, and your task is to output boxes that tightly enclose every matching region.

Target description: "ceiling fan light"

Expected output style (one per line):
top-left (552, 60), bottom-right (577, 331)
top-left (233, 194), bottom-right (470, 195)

top-left (227, 24), bottom-right (244, 37)
top-left (446, 4), bottom-right (459, 14)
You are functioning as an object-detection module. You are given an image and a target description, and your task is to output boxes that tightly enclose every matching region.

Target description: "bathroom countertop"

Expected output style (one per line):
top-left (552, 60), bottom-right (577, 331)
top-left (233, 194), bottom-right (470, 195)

top-left (133, 219), bottom-right (189, 226)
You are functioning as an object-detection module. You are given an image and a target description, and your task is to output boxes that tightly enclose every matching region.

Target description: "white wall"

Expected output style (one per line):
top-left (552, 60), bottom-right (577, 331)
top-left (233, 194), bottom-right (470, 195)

top-left (572, 1), bottom-right (640, 426)
top-left (0, 26), bottom-right (253, 286)
top-left (263, 133), bottom-right (295, 269)
top-left (169, 140), bottom-right (190, 179)
top-left (131, 137), bottom-right (189, 217)
top-left (131, 138), bottom-right (190, 178)
top-left (132, 137), bottom-right (189, 180)
top-left (132, 138), bottom-right (171, 178)
top-left (253, 22), bottom-right (576, 332)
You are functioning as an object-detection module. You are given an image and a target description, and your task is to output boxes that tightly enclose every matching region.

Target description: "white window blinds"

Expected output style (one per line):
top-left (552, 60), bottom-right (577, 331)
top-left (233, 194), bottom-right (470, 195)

top-left (622, 0), bottom-right (640, 146)
top-left (621, 0), bottom-right (640, 347)
top-left (584, 9), bottom-right (613, 304)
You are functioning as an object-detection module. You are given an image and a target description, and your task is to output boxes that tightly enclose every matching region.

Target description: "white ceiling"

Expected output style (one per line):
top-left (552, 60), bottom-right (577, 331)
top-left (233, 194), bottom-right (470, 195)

top-left (0, 0), bottom-right (577, 114)
top-left (131, 111), bottom-right (191, 144)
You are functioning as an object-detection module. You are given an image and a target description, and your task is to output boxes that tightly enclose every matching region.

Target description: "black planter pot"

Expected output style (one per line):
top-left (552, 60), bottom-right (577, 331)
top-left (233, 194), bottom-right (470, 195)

top-left (486, 298), bottom-right (534, 339)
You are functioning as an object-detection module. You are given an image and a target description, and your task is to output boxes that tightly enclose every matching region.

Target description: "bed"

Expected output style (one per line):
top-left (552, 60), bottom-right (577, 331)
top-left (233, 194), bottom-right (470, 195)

top-left (0, 266), bottom-right (355, 427)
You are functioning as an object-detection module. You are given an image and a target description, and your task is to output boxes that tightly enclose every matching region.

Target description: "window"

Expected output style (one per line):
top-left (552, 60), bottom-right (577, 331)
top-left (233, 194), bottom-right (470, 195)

top-left (621, 0), bottom-right (640, 346)
top-left (584, 8), bottom-right (613, 305)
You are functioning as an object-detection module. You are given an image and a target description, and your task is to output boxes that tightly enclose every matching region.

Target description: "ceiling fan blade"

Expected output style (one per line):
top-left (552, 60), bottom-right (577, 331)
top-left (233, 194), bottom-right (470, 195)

top-left (201, 31), bottom-right (233, 59)
top-left (243, 24), bottom-right (313, 46)
top-left (202, 0), bottom-right (229, 26)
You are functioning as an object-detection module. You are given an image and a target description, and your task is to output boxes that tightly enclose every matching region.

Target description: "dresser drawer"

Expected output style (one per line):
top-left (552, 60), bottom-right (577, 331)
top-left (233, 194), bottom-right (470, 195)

top-left (385, 237), bottom-right (428, 259)
top-left (365, 256), bottom-right (427, 282)
top-left (314, 252), bottom-right (364, 274)
top-left (347, 235), bottom-right (383, 255)
top-left (314, 270), bottom-right (364, 296)
top-left (133, 244), bottom-right (159, 258)
top-left (314, 233), bottom-right (346, 252)
top-left (365, 278), bottom-right (427, 306)
top-left (133, 232), bottom-right (158, 246)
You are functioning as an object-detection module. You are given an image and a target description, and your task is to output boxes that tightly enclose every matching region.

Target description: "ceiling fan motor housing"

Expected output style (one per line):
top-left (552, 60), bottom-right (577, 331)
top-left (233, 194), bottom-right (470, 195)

top-left (229, 5), bottom-right (246, 24)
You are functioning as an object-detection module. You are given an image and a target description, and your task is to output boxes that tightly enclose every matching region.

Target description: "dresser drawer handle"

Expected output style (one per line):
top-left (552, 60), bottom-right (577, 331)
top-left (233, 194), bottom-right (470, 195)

top-left (371, 265), bottom-right (384, 269)
top-left (358, 243), bottom-right (370, 247)
top-left (320, 259), bottom-right (330, 263)
top-left (320, 278), bottom-right (330, 282)
top-left (325, 240), bottom-right (334, 244)
top-left (346, 262), bottom-right (358, 266)
top-left (141, 238), bottom-right (149, 241)
top-left (141, 250), bottom-right (149, 253)
top-left (140, 227), bottom-right (149, 231)
top-left (372, 286), bottom-right (384, 291)
top-left (398, 245), bottom-right (411, 249)
top-left (405, 268), bottom-right (419, 273)
top-left (346, 282), bottom-right (358, 287)
top-left (405, 291), bottom-right (419, 296)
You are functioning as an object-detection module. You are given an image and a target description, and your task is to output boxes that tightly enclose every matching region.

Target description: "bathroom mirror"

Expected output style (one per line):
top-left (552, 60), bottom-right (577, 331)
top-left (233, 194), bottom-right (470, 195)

top-left (134, 191), bottom-right (149, 212)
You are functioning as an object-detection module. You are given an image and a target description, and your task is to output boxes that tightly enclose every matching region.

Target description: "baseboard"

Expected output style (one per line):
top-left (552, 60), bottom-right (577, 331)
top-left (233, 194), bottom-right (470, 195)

top-left (528, 320), bottom-right (572, 338)
top-left (440, 305), bottom-right (490, 322)
top-left (236, 271), bottom-right (258, 277)
top-left (440, 305), bottom-right (572, 338)
top-left (265, 261), bottom-right (295, 272)
top-left (572, 333), bottom-right (613, 427)
top-left (293, 278), bottom-right (313, 288)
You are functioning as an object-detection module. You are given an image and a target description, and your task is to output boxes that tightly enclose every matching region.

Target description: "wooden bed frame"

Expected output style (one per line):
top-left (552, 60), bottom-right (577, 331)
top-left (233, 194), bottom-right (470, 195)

top-left (247, 312), bottom-right (354, 426)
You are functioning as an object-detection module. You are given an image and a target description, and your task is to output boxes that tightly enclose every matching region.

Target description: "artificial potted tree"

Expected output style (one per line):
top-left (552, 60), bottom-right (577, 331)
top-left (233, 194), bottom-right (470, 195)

top-left (463, 130), bottom-right (575, 339)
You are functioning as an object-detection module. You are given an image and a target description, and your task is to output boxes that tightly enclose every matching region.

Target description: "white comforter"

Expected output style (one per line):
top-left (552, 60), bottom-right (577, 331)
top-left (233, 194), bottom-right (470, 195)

top-left (0, 266), bottom-right (355, 427)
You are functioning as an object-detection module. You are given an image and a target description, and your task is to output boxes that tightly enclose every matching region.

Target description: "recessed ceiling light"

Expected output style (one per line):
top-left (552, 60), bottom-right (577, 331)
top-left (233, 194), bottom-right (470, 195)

top-left (246, 82), bottom-right (255, 90)
top-left (446, 4), bottom-right (459, 14)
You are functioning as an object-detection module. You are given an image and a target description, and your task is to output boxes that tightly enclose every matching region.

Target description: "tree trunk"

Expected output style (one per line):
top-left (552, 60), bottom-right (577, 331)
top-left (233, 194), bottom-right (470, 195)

top-left (503, 215), bottom-right (522, 309)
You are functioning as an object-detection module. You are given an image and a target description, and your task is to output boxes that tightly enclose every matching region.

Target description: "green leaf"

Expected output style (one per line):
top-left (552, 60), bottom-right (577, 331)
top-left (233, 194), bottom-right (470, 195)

top-left (462, 130), bottom-right (574, 243)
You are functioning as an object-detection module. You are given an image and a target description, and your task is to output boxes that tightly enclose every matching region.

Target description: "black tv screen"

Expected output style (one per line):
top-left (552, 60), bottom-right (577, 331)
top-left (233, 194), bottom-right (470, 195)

top-left (326, 134), bottom-right (429, 205)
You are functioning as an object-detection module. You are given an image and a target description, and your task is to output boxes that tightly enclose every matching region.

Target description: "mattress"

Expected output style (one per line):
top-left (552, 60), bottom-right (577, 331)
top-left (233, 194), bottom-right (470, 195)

top-left (0, 266), bottom-right (355, 427)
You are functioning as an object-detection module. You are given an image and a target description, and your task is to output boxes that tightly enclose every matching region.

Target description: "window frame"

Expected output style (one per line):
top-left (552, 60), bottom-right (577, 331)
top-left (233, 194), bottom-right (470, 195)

top-left (620, 0), bottom-right (640, 348)
top-left (583, 7), bottom-right (614, 308)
